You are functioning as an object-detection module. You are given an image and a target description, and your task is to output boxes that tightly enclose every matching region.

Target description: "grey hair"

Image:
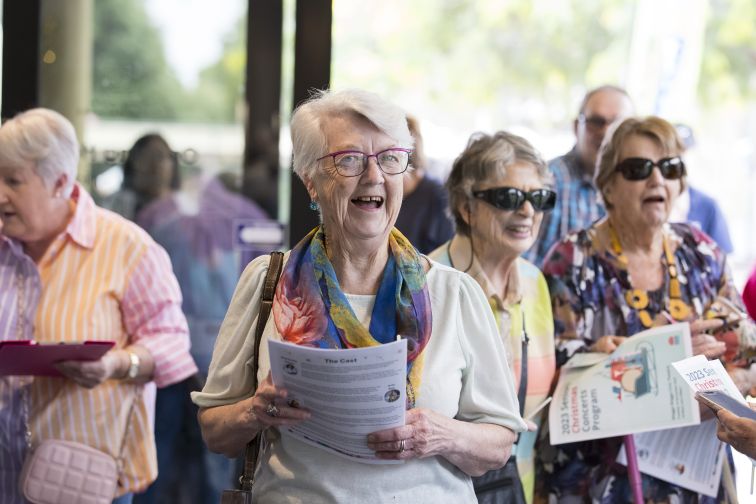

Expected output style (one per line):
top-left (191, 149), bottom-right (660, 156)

top-left (446, 131), bottom-right (552, 236)
top-left (0, 108), bottom-right (79, 197)
top-left (290, 89), bottom-right (413, 180)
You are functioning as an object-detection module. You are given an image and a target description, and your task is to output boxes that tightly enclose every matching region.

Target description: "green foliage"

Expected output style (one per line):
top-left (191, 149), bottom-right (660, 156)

top-left (92, 0), bottom-right (185, 119)
top-left (332, 0), bottom-right (634, 128)
top-left (699, 0), bottom-right (756, 105)
top-left (180, 16), bottom-right (247, 122)
top-left (90, 0), bottom-right (753, 125)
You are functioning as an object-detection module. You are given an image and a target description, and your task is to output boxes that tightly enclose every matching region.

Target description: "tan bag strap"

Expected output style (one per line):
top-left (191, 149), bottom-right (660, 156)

top-left (239, 251), bottom-right (284, 491)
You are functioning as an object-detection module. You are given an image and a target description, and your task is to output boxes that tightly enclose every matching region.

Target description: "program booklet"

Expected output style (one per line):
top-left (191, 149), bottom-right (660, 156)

top-left (268, 338), bottom-right (407, 464)
top-left (549, 323), bottom-right (699, 445)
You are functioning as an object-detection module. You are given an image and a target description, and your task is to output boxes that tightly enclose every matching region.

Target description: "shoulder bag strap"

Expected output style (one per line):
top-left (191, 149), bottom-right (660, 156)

top-left (514, 309), bottom-right (528, 446)
top-left (239, 251), bottom-right (284, 491)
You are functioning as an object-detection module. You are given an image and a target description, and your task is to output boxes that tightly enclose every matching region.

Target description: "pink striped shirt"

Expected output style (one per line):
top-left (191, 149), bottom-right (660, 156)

top-left (0, 184), bottom-right (197, 499)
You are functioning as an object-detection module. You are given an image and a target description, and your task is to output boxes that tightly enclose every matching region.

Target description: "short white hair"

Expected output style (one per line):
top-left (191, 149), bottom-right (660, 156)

top-left (0, 108), bottom-right (79, 197)
top-left (290, 89), bottom-right (413, 180)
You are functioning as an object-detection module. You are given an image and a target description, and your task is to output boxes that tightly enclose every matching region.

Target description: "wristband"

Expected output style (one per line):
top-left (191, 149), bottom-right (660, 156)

top-left (126, 351), bottom-right (140, 379)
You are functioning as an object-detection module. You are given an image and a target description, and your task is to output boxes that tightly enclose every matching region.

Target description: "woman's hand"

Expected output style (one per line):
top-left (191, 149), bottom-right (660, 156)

top-left (590, 335), bottom-right (625, 354)
top-left (367, 408), bottom-right (516, 476)
top-left (199, 372), bottom-right (311, 458)
top-left (55, 350), bottom-right (128, 388)
top-left (368, 408), bottom-right (448, 461)
top-left (716, 406), bottom-right (756, 459)
top-left (689, 319), bottom-right (726, 360)
top-left (246, 372), bottom-right (311, 429)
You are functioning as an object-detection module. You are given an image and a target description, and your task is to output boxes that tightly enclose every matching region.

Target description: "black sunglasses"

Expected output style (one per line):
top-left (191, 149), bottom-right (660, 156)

top-left (615, 157), bottom-right (686, 181)
top-left (472, 187), bottom-right (557, 212)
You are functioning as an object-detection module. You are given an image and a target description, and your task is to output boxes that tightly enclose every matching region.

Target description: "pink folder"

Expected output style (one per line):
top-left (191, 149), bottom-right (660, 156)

top-left (0, 340), bottom-right (115, 376)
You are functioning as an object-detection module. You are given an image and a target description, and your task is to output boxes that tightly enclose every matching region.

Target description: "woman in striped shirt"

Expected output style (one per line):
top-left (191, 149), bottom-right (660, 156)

top-left (0, 108), bottom-right (197, 503)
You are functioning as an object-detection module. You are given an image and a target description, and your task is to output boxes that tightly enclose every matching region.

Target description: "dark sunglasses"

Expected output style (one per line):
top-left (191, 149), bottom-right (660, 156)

top-left (472, 187), bottom-right (557, 212)
top-left (615, 157), bottom-right (686, 181)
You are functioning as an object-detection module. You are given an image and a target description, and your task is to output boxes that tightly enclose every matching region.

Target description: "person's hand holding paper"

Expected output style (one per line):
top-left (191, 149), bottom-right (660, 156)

top-left (54, 345), bottom-right (154, 389)
top-left (715, 404), bottom-right (756, 459)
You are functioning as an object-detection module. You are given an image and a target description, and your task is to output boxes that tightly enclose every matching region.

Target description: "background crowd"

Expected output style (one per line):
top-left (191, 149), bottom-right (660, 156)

top-left (1, 82), bottom-right (755, 503)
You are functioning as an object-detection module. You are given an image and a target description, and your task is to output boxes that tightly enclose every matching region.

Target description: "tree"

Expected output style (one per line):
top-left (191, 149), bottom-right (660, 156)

top-left (180, 15), bottom-right (247, 123)
top-left (92, 0), bottom-right (184, 119)
top-left (699, 0), bottom-right (756, 105)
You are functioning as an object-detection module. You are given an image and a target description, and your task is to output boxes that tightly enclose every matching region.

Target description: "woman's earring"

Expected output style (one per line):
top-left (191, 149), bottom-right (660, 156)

top-left (309, 200), bottom-right (320, 211)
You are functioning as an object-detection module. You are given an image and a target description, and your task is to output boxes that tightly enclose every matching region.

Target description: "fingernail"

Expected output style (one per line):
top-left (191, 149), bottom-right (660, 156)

top-left (367, 435), bottom-right (376, 442)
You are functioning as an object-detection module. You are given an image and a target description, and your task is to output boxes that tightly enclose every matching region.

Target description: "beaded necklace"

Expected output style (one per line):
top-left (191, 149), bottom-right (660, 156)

top-left (608, 223), bottom-right (691, 328)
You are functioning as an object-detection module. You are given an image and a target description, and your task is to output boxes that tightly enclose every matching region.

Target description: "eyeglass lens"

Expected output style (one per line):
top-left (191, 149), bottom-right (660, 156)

top-left (580, 115), bottom-right (611, 130)
top-left (332, 149), bottom-right (409, 177)
top-left (615, 157), bottom-right (685, 181)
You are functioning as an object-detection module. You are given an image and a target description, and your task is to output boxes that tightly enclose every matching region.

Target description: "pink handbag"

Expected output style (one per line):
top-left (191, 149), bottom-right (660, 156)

top-left (12, 274), bottom-right (131, 504)
top-left (20, 439), bottom-right (118, 504)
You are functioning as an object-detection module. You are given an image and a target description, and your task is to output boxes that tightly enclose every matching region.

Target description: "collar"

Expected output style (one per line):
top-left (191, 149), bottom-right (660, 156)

top-left (447, 234), bottom-right (523, 308)
top-left (0, 183), bottom-right (96, 254)
top-left (63, 183), bottom-right (96, 249)
top-left (0, 232), bottom-right (29, 261)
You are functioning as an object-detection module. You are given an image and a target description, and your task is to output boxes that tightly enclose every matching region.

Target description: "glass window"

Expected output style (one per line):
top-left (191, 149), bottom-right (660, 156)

top-left (87, 0), bottom-right (249, 212)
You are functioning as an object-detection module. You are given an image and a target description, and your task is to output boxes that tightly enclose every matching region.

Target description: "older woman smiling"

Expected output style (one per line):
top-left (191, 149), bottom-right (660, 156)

top-left (0, 109), bottom-right (196, 504)
top-left (193, 90), bottom-right (526, 503)
top-left (430, 131), bottom-right (556, 503)
top-left (539, 116), bottom-right (756, 503)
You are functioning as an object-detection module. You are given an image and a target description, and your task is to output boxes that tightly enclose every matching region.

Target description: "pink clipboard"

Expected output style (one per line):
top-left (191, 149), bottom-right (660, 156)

top-left (0, 340), bottom-right (115, 376)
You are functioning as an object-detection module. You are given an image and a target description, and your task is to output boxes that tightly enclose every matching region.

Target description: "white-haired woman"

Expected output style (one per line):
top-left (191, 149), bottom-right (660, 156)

top-left (429, 131), bottom-right (556, 504)
top-left (193, 89), bottom-right (526, 503)
top-left (0, 108), bottom-right (196, 504)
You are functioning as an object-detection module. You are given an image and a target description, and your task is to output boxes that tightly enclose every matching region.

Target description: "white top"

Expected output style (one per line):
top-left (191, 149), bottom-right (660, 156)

top-left (193, 254), bottom-right (525, 504)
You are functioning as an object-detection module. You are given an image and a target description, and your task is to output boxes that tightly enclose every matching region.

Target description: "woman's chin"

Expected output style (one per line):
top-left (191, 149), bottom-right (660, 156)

top-left (342, 220), bottom-right (392, 244)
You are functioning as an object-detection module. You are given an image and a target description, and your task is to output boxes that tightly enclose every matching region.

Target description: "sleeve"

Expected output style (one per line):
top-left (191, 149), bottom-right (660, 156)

top-left (710, 250), bottom-right (756, 363)
top-left (121, 241), bottom-right (197, 388)
top-left (743, 265), bottom-right (756, 321)
top-left (542, 239), bottom-right (592, 367)
top-left (705, 202), bottom-right (734, 254)
top-left (191, 255), bottom-right (270, 408)
top-left (455, 272), bottom-right (527, 433)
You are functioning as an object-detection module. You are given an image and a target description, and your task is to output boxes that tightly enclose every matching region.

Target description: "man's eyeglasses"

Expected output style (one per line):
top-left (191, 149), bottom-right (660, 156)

top-left (472, 187), bottom-right (557, 212)
top-left (578, 114), bottom-right (614, 132)
top-left (615, 157), bottom-right (686, 181)
top-left (316, 148), bottom-right (412, 177)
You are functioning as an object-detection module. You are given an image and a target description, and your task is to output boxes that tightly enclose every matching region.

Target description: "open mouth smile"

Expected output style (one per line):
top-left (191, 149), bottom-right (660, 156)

top-left (351, 196), bottom-right (385, 210)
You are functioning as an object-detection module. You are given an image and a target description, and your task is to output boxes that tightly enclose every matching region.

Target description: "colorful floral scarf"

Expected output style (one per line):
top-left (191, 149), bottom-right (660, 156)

top-left (273, 226), bottom-right (432, 407)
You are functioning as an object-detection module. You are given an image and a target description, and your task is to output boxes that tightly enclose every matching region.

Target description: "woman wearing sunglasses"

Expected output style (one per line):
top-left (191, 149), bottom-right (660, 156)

top-left (538, 116), bottom-right (756, 503)
top-left (429, 131), bottom-right (557, 504)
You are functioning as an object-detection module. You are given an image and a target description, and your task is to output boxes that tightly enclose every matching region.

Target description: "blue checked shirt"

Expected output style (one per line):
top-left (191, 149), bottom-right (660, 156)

top-left (526, 148), bottom-right (605, 267)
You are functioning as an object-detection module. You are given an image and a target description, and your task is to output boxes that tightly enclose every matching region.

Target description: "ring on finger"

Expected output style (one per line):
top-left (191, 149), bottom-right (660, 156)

top-left (398, 439), bottom-right (406, 453)
top-left (265, 402), bottom-right (280, 417)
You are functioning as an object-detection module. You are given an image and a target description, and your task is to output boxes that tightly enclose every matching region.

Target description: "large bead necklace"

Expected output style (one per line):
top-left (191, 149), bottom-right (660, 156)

top-left (608, 223), bottom-right (691, 327)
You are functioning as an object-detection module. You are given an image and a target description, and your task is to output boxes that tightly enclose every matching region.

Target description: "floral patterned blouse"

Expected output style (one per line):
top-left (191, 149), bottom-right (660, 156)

top-left (536, 219), bottom-right (755, 503)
